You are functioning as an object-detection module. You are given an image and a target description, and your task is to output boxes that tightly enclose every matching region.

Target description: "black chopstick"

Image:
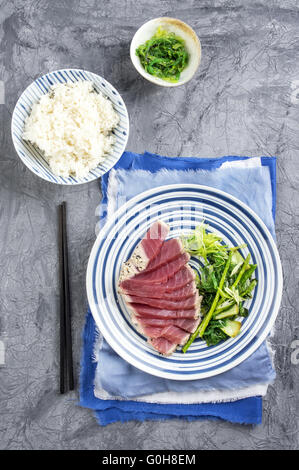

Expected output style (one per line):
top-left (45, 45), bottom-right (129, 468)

top-left (58, 202), bottom-right (74, 393)
top-left (59, 203), bottom-right (67, 394)
top-left (62, 202), bottom-right (74, 391)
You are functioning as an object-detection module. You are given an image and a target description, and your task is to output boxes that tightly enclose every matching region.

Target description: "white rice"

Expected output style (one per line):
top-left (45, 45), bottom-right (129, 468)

top-left (22, 81), bottom-right (119, 178)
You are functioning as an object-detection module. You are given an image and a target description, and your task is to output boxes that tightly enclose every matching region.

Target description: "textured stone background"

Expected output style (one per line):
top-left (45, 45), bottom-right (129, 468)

top-left (0, 0), bottom-right (299, 450)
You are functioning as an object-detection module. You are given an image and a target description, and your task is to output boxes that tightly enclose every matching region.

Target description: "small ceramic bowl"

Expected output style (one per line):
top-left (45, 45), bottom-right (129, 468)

top-left (11, 69), bottom-right (129, 185)
top-left (130, 17), bottom-right (201, 87)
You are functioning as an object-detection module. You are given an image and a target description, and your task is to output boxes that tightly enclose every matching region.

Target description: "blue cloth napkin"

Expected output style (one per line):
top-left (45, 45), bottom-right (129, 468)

top-left (80, 309), bottom-right (263, 426)
top-left (80, 152), bottom-right (277, 425)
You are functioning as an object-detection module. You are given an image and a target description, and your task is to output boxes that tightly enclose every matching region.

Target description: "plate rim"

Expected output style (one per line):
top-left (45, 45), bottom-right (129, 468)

top-left (86, 183), bottom-right (283, 380)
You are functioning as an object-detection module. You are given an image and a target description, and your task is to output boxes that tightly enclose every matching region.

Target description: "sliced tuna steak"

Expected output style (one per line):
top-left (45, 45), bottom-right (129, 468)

top-left (123, 292), bottom-right (202, 310)
top-left (137, 324), bottom-right (165, 339)
top-left (171, 318), bottom-right (201, 333)
top-left (137, 324), bottom-right (191, 345)
top-left (119, 220), bottom-right (169, 281)
top-left (120, 265), bottom-right (196, 293)
top-left (144, 238), bottom-right (184, 273)
top-left (122, 252), bottom-right (190, 285)
top-left (127, 303), bottom-right (200, 319)
top-left (132, 316), bottom-right (201, 334)
top-left (148, 338), bottom-right (177, 355)
top-left (118, 222), bottom-right (201, 357)
top-left (119, 279), bottom-right (196, 300)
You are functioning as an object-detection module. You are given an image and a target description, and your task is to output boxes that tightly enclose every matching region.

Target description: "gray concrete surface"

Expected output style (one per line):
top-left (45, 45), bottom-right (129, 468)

top-left (0, 0), bottom-right (299, 450)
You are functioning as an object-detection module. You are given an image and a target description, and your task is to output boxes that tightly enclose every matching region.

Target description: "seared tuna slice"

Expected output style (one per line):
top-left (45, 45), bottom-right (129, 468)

top-left (123, 292), bottom-right (202, 310)
top-left (118, 222), bottom-right (202, 357)
top-left (148, 338), bottom-right (177, 356)
top-left (132, 316), bottom-right (201, 334)
top-left (122, 252), bottom-right (190, 285)
top-left (159, 325), bottom-right (190, 346)
top-left (137, 324), bottom-right (165, 339)
top-left (144, 238), bottom-right (184, 273)
top-left (171, 318), bottom-right (201, 333)
top-left (119, 280), bottom-right (196, 300)
top-left (127, 303), bottom-right (200, 319)
top-left (119, 221), bottom-right (169, 281)
top-left (131, 220), bottom-right (169, 269)
top-left (120, 265), bottom-right (196, 293)
top-left (137, 323), bottom-right (191, 345)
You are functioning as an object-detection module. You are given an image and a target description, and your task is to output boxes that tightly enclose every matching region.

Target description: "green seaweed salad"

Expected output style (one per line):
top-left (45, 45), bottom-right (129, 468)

top-left (135, 27), bottom-right (189, 82)
top-left (180, 223), bottom-right (258, 351)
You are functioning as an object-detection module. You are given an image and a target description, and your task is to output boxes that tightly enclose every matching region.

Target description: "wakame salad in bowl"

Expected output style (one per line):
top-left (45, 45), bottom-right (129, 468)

top-left (130, 17), bottom-right (201, 87)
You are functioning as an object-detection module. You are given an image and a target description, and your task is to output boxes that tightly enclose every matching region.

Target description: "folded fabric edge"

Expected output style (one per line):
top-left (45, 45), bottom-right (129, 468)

top-left (101, 152), bottom-right (275, 199)
top-left (100, 152), bottom-right (276, 225)
top-left (79, 307), bottom-right (102, 409)
top-left (93, 382), bottom-right (270, 404)
top-left (95, 409), bottom-right (220, 426)
top-left (93, 396), bottom-right (263, 426)
top-left (142, 152), bottom-right (276, 221)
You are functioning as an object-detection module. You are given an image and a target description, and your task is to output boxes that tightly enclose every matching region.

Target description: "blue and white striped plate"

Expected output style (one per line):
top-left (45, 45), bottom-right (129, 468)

top-left (11, 69), bottom-right (129, 185)
top-left (86, 184), bottom-right (282, 380)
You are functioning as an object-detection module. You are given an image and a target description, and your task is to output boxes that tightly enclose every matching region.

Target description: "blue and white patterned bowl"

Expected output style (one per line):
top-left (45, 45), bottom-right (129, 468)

top-left (11, 69), bottom-right (129, 185)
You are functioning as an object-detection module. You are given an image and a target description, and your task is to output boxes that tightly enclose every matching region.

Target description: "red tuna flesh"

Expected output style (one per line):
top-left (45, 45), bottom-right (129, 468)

top-left (121, 252), bottom-right (190, 285)
top-left (119, 220), bottom-right (169, 280)
top-left (120, 265), bottom-right (196, 293)
top-left (132, 316), bottom-right (201, 334)
top-left (148, 337), bottom-right (177, 355)
top-left (119, 279), bottom-right (196, 300)
top-left (123, 291), bottom-right (201, 310)
top-left (127, 303), bottom-right (200, 319)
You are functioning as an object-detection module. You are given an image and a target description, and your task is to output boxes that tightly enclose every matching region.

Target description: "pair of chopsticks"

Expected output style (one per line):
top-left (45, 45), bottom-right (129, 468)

top-left (58, 202), bottom-right (74, 393)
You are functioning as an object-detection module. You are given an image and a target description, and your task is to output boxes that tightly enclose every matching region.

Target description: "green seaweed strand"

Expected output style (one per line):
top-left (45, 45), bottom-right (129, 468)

top-left (135, 27), bottom-right (189, 82)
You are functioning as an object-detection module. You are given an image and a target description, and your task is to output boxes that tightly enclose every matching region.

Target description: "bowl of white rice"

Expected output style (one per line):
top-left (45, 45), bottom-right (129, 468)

top-left (11, 69), bottom-right (129, 184)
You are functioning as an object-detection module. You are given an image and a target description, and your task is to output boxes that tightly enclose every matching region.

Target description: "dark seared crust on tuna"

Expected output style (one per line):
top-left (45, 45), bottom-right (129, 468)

top-left (118, 260), bottom-right (138, 283)
top-left (129, 243), bottom-right (149, 273)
